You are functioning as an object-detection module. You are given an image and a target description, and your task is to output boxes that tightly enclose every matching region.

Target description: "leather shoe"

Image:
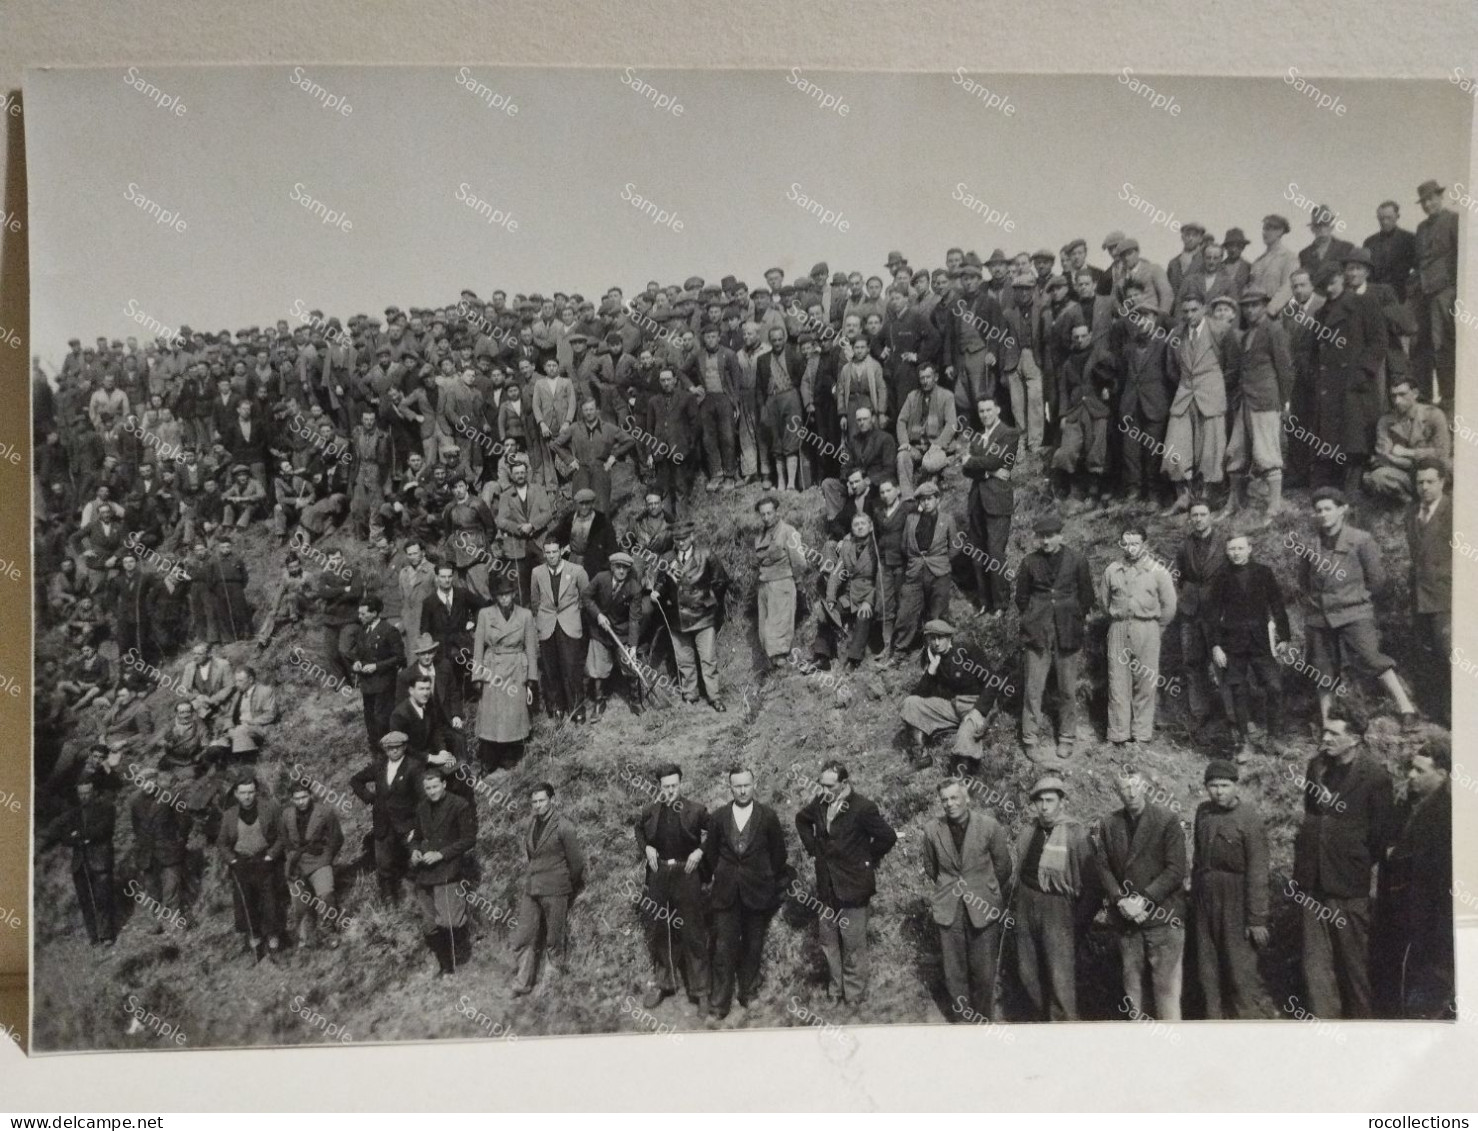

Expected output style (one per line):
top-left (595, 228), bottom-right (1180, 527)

top-left (709, 697), bottom-right (727, 713)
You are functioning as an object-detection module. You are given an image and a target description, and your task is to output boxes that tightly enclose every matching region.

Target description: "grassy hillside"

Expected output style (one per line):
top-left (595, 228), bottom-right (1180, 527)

top-left (31, 451), bottom-right (1439, 1050)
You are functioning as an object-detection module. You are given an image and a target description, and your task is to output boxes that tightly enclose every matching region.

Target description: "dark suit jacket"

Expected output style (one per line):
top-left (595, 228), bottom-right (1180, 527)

top-left (388, 696), bottom-right (453, 756)
top-left (350, 754), bottom-right (425, 839)
top-left (1405, 496), bottom-right (1452, 615)
top-left (395, 658), bottom-right (461, 722)
top-left (795, 790), bottom-right (897, 907)
top-left (1292, 752), bottom-right (1394, 899)
top-left (283, 800), bottom-right (344, 875)
top-left (420, 587), bottom-right (481, 663)
top-left (704, 801), bottom-right (789, 912)
top-left (351, 618), bottom-right (405, 694)
top-left (913, 642), bottom-right (996, 715)
top-left (129, 791), bottom-right (189, 869)
top-left (961, 422), bottom-right (1019, 516)
top-left (634, 797), bottom-right (707, 859)
top-left (410, 792), bottom-right (477, 887)
top-left (1092, 802), bottom-right (1188, 929)
top-left (523, 812), bottom-right (586, 898)
top-left (1014, 547), bottom-right (1096, 653)
top-left (1117, 334), bottom-right (1178, 423)
top-left (552, 510), bottom-right (617, 577)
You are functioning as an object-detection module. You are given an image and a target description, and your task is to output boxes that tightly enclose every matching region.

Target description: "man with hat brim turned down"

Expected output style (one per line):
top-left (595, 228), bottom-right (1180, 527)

top-left (217, 771), bottom-right (287, 963)
top-left (899, 620), bottom-right (998, 774)
top-left (1299, 204), bottom-right (1355, 292)
top-left (1414, 179), bottom-right (1458, 406)
top-left (1191, 759), bottom-right (1272, 1018)
top-left (1221, 228), bottom-right (1254, 294)
top-left (648, 521), bottom-right (729, 711)
top-left (1014, 512), bottom-right (1095, 762)
top-left (409, 765), bottom-right (478, 977)
top-left (470, 575), bottom-right (539, 771)
top-left (579, 550), bottom-right (644, 720)
top-left (1011, 776), bottom-right (1096, 1021)
top-left (1222, 286), bottom-right (1294, 522)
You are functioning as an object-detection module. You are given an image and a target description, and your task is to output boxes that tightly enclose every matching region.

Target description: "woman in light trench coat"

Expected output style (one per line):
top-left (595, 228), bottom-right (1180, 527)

top-left (471, 575), bottom-right (540, 772)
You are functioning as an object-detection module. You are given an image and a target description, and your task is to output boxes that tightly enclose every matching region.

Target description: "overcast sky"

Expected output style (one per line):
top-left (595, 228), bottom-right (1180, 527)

top-left (24, 65), bottom-right (1470, 365)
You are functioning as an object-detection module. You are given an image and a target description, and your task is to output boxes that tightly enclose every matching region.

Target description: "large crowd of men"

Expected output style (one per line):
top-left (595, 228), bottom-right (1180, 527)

top-left (33, 178), bottom-right (1457, 1028)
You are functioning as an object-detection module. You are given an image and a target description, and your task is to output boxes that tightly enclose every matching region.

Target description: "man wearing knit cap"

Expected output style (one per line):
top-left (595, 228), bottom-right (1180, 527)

top-left (1191, 759), bottom-right (1272, 1018)
top-left (1011, 775), bottom-right (1095, 1021)
top-left (1014, 512), bottom-right (1095, 761)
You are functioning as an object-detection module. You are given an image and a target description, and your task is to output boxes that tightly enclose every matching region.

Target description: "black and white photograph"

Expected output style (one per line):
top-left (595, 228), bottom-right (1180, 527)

top-left (20, 62), bottom-right (1467, 1059)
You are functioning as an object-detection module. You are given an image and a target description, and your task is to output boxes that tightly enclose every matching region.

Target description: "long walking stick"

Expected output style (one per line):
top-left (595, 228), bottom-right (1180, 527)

top-left (439, 884), bottom-right (456, 976)
top-left (229, 861), bottom-right (258, 954)
top-left (604, 622), bottom-right (670, 708)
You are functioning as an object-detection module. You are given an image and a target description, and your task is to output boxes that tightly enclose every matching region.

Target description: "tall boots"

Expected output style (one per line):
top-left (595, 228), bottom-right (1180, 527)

top-left (427, 929), bottom-right (453, 976)
top-left (427, 926), bottom-right (470, 976)
top-left (1163, 482), bottom-right (1192, 516)
top-left (1218, 474), bottom-right (1247, 519)
top-left (1264, 470), bottom-right (1284, 520)
top-left (587, 678), bottom-right (607, 723)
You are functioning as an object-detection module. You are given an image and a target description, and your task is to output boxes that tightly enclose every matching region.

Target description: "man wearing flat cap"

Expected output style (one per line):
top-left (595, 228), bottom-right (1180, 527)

top-left (1414, 178), bottom-right (1458, 405)
top-left (899, 619), bottom-right (997, 773)
top-left (1011, 776), bottom-right (1096, 1021)
top-left (1014, 512), bottom-right (1095, 761)
top-left (350, 730), bottom-right (425, 906)
top-left (1247, 215), bottom-right (1298, 317)
top-left (579, 549), bottom-right (644, 719)
top-left (1166, 221), bottom-right (1206, 297)
top-left (1191, 759), bottom-right (1272, 1018)
top-left (942, 253), bottom-right (1006, 417)
top-left (1223, 286), bottom-right (1294, 520)
top-left (649, 521), bottom-right (729, 711)
top-left (1112, 238), bottom-right (1176, 318)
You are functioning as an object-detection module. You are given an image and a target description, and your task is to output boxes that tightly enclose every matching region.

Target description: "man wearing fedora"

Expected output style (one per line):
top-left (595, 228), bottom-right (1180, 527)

top-left (1414, 178), bottom-right (1459, 405)
top-left (1299, 203), bottom-right (1355, 291)
top-left (1011, 775), bottom-right (1096, 1021)
top-left (1220, 228), bottom-right (1254, 294)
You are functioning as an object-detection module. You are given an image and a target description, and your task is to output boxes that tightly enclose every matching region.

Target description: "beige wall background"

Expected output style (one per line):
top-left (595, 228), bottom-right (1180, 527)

top-left (0, 0), bottom-right (1475, 1110)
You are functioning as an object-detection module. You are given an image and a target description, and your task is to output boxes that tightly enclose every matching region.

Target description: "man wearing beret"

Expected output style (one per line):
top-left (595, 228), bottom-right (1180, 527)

top-left (1191, 759), bottom-right (1271, 1018)
top-left (1014, 512), bottom-right (1095, 761)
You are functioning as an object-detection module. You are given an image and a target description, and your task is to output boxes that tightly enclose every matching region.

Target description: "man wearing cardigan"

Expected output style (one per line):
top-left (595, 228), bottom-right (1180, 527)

top-left (1011, 775), bottom-right (1096, 1021)
top-left (1092, 768), bottom-right (1189, 1021)
top-left (511, 781), bottom-right (586, 996)
top-left (923, 778), bottom-right (1014, 1021)
top-left (703, 767), bottom-right (789, 1021)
